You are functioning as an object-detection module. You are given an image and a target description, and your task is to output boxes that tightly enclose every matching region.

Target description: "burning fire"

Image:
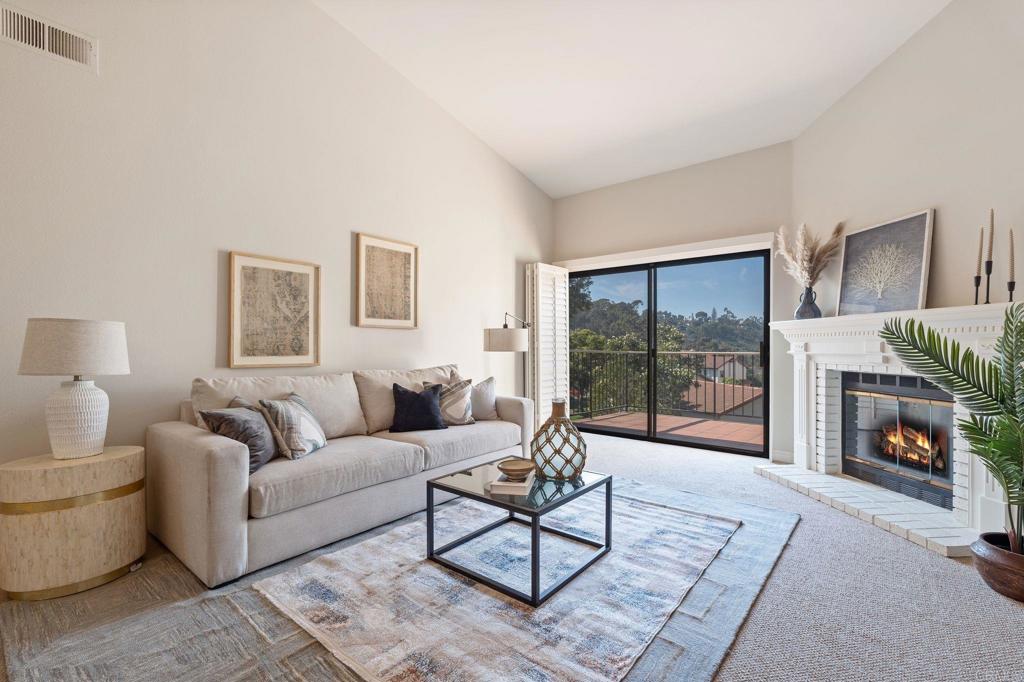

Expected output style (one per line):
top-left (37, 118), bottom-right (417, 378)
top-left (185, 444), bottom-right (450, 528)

top-left (878, 424), bottom-right (945, 471)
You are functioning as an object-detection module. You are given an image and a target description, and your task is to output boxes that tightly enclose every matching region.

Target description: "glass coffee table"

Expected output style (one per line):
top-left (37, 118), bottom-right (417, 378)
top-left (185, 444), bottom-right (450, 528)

top-left (426, 458), bottom-right (612, 607)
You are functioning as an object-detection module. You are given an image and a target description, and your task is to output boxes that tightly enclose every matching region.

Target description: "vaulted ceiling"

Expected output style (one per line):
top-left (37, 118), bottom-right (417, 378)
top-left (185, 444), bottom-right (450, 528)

top-left (315, 0), bottom-right (950, 198)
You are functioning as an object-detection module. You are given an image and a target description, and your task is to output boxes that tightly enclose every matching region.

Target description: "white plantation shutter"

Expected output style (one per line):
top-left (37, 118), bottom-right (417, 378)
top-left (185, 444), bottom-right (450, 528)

top-left (526, 263), bottom-right (570, 426)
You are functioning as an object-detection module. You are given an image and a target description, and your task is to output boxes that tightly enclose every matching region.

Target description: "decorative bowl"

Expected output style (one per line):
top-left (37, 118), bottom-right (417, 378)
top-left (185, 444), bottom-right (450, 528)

top-left (497, 459), bottom-right (535, 481)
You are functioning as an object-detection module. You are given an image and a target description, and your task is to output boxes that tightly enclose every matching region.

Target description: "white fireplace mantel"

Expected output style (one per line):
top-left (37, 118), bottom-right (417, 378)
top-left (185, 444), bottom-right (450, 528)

top-left (772, 302), bottom-right (1009, 367)
top-left (770, 302), bottom-right (1010, 534)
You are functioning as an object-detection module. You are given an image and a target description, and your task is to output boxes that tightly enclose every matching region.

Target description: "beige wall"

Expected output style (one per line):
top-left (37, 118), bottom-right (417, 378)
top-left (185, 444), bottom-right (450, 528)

top-left (553, 143), bottom-right (792, 261)
top-left (792, 0), bottom-right (1024, 314)
top-left (553, 142), bottom-right (794, 458)
top-left (0, 0), bottom-right (553, 463)
top-left (5, 0), bottom-right (1016, 466)
top-left (552, 0), bottom-right (1024, 462)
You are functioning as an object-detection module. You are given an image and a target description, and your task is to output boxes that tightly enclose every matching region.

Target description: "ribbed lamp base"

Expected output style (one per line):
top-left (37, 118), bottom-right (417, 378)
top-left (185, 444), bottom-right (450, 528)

top-left (45, 380), bottom-right (109, 459)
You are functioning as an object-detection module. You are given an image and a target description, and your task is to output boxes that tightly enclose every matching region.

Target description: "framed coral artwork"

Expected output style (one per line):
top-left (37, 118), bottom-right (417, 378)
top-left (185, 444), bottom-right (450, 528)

top-left (356, 233), bottom-right (418, 329)
top-left (837, 210), bottom-right (933, 315)
top-left (229, 252), bottom-right (321, 367)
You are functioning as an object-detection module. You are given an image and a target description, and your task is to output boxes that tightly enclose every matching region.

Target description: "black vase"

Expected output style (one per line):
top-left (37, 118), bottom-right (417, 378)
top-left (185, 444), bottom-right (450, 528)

top-left (795, 286), bottom-right (822, 319)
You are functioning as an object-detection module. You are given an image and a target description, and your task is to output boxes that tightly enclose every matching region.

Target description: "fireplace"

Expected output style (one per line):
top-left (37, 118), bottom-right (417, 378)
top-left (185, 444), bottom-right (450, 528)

top-left (842, 372), bottom-right (954, 509)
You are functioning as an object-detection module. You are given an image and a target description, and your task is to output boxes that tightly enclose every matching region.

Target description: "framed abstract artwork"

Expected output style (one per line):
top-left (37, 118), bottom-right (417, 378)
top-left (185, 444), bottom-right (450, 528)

top-left (837, 209), bottom-right (933, 316)
top-left (356, 233), bottom-right (418, 329)
top-left (229, 252), bottom-right (321, 368)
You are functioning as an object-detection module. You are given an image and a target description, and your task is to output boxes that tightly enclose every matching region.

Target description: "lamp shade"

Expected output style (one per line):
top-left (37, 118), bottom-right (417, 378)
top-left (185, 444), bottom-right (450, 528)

top-left (483, 326), bottom-right (529, 352)
top-left (19, 318), bottom-right (130, 377)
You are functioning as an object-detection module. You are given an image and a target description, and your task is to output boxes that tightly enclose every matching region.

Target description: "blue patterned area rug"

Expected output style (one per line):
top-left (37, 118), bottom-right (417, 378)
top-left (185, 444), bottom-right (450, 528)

top-left (0, 480), bottom-right (798, 682)
top-left (255, 491), bottom-right (741, 682)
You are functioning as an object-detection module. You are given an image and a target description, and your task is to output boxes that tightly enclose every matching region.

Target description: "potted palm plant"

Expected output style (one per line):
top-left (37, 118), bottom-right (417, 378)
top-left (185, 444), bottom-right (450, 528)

top-left (881, 305), bottom-right (1024, 602)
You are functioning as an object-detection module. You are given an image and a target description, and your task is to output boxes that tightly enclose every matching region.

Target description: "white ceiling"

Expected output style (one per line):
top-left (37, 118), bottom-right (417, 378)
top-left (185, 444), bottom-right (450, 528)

top-left (315, 0), bottom-right (950, 198)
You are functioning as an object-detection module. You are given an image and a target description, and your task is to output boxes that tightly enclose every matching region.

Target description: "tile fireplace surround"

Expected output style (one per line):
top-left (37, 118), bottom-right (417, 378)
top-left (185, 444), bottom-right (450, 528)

top-left (767, 303), bottom-right (1010, 557)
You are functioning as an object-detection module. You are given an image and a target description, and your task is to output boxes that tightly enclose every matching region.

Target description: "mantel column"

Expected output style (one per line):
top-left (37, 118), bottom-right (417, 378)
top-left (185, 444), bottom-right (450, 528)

top-left (790, 343), bottom-right (816, 470)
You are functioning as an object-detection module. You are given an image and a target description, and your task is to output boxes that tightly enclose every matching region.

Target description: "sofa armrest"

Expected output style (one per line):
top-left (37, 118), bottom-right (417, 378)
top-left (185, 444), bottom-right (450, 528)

top-left (146, 421), bottom-right (249, 587)
top-left (496, 395), bottom-right (534, 457)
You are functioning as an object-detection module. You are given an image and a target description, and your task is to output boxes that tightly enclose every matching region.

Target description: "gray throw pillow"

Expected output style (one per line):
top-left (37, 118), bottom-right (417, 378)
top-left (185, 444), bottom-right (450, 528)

top-left (259, 393), bottom-right (327, 459)
top-left (470, 375), bottom-right (499, 420)
top-left (199, 396), bottom-right (278, 474)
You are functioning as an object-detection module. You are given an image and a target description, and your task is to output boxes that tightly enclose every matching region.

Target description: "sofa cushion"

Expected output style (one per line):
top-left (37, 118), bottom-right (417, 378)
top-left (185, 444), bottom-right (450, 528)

top-left (353, 365), bottom-right (456, 434)
top-left (248, 436), bottom-right (424, 518)
top-left (191, 374), bottom-right (367, 439)
top-left (373, 420), bottom-right (521, 470)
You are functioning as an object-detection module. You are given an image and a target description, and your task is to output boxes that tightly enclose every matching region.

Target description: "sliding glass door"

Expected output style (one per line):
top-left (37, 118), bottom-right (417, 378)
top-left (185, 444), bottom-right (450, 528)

top-left (568, 250), bottom-right (769, 456)
top-left (568, 268), bottom-right (649, 437)
top-left (652, 254), bottom-right (768, 453)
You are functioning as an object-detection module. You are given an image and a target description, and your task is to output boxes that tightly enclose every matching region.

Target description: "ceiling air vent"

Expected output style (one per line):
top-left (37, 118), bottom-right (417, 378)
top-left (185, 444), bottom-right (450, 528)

top-left (1, 4), bottom-right (97, 72)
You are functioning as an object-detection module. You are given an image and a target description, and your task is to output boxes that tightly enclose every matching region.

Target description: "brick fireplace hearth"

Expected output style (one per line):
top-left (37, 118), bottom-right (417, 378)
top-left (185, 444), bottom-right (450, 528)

top-left (766, 303), bottom-right (1011, 556)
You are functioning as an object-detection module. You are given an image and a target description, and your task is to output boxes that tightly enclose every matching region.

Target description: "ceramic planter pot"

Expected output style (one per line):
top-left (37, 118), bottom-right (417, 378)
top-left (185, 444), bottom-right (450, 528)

top-left (794, 286), bottom-right (822, 319)
top-left (970, 532), bottom-right (1024, 603)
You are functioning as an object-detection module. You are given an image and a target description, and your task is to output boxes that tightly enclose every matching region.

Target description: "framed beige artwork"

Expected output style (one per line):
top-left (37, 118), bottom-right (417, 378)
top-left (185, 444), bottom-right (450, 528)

top-left (356, 233), bottom-right (418, 328)
top-left (229, 252), bottom-right (321, 368)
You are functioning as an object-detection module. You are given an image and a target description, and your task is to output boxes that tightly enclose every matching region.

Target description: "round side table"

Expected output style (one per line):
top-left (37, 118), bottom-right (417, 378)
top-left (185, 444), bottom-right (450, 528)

top-left (0, 445), bottom-right (145, 600)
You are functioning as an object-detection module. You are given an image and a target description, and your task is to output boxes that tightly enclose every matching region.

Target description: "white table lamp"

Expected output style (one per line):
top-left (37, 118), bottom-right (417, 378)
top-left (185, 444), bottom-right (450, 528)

top-left (484, 312), bottom-right (530, 352)
top-left (19, 318), bottom-right (130, 459)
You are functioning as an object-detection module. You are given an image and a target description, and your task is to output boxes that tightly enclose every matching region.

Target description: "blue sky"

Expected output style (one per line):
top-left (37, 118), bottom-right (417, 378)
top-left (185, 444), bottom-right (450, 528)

top-left (586, 256), bottom-right (764, 318)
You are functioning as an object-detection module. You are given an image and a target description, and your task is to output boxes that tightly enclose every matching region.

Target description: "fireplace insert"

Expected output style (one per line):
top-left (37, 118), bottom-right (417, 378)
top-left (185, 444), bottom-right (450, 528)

top-left (842, 372), bottom-right (954, 509)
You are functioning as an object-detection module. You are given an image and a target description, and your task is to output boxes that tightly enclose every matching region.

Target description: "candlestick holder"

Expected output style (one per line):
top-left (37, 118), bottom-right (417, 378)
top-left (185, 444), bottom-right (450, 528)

top-left (985, 260), bottom-right (993, 304)
top-left (1010, 280), bottom-right (1016, 303)
top-left (974, 275), bottom-right (982, 304)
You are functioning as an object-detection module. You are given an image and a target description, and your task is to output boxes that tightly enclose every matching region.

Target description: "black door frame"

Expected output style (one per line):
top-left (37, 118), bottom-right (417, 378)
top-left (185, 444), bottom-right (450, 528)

top-left (570, 249), bottom-right (771, 458)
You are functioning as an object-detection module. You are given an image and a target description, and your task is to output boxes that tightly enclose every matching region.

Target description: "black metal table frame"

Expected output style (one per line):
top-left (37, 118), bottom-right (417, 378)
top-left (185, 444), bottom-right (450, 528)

top-left (426, 473), bottom-right (612, 607)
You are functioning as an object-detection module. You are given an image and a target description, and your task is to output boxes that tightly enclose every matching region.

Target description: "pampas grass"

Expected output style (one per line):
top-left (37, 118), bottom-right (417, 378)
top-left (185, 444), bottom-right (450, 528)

top-left (775, 223), bottom-right (844, 288)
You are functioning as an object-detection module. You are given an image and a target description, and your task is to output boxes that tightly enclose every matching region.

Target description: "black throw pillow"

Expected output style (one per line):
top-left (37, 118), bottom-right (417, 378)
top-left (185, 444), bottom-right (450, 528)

top-left (199, 397), bottom-right (278, 474)
top-left (391, 383), bottom-right (447, 432)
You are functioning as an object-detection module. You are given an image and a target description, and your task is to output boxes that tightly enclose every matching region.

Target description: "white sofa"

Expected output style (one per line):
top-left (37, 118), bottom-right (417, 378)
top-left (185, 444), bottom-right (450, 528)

top-left (145, 365), bottom-right (534, 587)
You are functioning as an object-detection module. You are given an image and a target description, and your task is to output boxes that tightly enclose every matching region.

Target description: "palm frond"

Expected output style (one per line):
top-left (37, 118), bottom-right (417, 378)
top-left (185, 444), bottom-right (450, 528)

top-left (961, 416), bottom-right (1024, 501)
top-left (883, 306), bottom-right (1024, 553)
top-left (880, 317), bottom-right (1004, 416)
top-left (994, 304), bottom-right (1024, 423)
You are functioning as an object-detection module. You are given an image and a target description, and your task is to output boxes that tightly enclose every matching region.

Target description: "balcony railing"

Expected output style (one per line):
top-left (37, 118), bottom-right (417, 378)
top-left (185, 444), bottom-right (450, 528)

top-left (569, 349), bottom-right (764, 422)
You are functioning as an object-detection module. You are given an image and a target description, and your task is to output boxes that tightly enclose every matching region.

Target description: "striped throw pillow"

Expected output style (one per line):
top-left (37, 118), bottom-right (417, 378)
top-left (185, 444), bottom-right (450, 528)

top-left (423, 378), bottom-right (475, 426)
top-left (259, 393), bottom-right (327, 459)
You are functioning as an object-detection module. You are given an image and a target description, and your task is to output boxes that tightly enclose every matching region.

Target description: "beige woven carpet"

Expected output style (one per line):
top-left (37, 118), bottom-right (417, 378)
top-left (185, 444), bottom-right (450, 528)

top-left (255, 492), bottom-right (739, 681)
top-left (8, 432), bottom-right (1023, 680)
top-left (7, 434), bottom-right (1022, 680)
top-left (583, 435), bottom-right (1024, 681)
top-left (0, 468), bottom-right (796, 682)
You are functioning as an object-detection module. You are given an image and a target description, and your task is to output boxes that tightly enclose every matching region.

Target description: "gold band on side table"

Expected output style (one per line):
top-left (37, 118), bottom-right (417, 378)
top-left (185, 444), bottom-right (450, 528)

top-left (0, 478), bottom-right (144, 516)
top-left (2, 558), bottom-right (143, 601)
